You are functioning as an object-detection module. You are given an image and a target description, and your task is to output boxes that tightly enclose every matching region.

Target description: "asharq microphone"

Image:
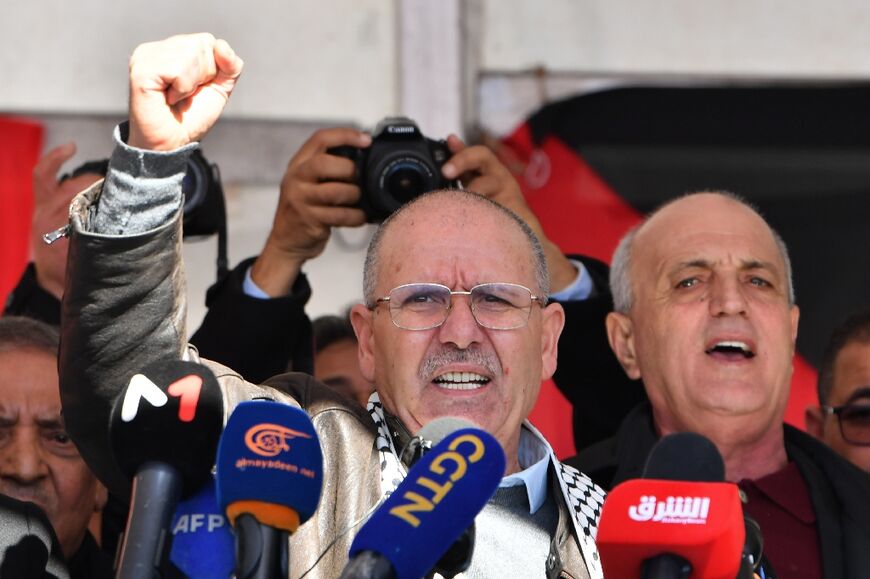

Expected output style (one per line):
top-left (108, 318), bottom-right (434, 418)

top-left (109, 359), bottom-right (224, 579)
top-left (215, 401), bottom-right (324, 579)
top-left (340, 420), bottom-right (506, 579)
top-left (596, 432), bottom-right (746, 579)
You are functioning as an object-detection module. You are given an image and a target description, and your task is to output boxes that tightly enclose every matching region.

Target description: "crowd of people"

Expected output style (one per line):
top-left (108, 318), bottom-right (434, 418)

top-left (1, 32), bottom-right (868, 578)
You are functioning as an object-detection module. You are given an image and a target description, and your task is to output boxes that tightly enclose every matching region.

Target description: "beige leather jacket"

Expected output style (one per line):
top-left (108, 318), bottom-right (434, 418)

top-left (58, 181), bottom-right (594, 578)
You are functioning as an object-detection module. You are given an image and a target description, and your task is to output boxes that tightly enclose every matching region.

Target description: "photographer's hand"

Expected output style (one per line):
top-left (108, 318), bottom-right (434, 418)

top-left (442, 135), bottom-right (578, 293)
top-left (250, 128), bottom-right (370, 296)
top-left (128, 33), bottom-right (243, 151)
top-left (31, 143), bottom-right (102, 299)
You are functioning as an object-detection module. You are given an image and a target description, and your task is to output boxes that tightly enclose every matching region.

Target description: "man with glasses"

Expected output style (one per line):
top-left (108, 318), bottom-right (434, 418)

top-left (57, 34), bottom-right (605, 578)
top-left (806, 308), bottom-right (870, 472)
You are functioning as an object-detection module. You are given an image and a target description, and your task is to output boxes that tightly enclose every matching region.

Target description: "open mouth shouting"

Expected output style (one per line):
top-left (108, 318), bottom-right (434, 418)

top-left (704, 339), bottom-right (756, 361)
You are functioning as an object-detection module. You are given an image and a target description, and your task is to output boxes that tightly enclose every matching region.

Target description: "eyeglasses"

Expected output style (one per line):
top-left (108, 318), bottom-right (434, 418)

top-left (373, 282), bottom-right (545, 331)
top-left (822, 398), bottom-right (870, 446)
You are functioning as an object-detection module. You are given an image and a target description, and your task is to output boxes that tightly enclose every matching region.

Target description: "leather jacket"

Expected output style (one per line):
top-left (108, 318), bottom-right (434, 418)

top-left (58, 180), bottom-right (595, 578)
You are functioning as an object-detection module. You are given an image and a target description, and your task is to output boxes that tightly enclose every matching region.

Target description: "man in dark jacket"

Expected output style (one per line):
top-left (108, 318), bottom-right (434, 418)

top-left (570, 192), bottom-right (870, 579)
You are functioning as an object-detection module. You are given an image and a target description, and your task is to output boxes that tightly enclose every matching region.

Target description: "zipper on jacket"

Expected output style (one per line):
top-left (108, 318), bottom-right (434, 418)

top-left (43, 225), bottom-right (70, 245)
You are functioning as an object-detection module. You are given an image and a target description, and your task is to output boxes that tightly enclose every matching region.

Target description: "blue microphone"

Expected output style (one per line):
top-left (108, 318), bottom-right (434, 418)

top-left (341, 423), bottom-right (506, 579)
top-left (215, 401), bottom-right (324, 579)
top-left (168, 478), bottom-right (235, 578)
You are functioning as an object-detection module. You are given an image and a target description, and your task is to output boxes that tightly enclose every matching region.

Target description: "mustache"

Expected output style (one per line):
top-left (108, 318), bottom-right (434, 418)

top-left (419, 346), bottom-right (501, 381)
top-left (0, 482), bottom-right (54, 511)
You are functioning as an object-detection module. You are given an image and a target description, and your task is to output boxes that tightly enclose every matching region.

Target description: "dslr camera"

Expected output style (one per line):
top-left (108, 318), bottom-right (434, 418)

top-left (328, 117), bottom-right (457, 222)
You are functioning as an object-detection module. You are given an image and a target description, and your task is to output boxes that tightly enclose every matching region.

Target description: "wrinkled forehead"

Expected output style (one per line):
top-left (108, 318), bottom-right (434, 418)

top-left (377, 197), bottom-right (536, 287)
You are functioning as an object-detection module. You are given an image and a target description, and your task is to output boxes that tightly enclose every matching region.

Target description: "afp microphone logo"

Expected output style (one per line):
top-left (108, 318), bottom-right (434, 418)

top-left (628, 495), bottom-right (711, 525)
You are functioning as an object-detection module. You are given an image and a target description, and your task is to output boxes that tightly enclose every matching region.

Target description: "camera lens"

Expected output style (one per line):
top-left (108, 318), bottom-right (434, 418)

top-left (385, 162), bottom-right (429, 203)
top-left (379, 157), bottom-right (437, 204)
top-left (182, 154), bottom-right (209, 217)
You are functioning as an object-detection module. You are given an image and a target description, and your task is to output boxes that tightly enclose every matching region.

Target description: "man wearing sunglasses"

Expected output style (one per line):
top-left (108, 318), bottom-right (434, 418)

top-left (806, 308), bottom-right (870, 472)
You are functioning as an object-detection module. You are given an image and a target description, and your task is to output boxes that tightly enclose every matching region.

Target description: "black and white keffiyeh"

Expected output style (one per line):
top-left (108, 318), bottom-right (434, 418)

top-left (365, 393), bottom-right (605, 579)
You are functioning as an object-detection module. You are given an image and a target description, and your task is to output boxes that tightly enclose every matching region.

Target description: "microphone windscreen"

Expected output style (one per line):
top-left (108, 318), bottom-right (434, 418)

top-left (642, 432), bottom-right (725, 482)
top-left (348, 427), bottom-right (506, 579)
top-left (598, 433), bottom-right (744, 579)
top-left (168, 478), bottom-right (235, 578)
top-left (109, 360), bottom-right (224, 495)
top-left (417, 417), bottom-right (477, 445)
top-left (215, 401), bottom-right (323, 533)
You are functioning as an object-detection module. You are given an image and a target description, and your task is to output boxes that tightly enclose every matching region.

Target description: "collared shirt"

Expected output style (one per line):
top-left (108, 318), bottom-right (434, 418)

top-left (501, 427), bottom-right (551, 514)
top-left (549, 259), bottom-right (592, 302)
top-left (739, 461), bottom-right (822, 579)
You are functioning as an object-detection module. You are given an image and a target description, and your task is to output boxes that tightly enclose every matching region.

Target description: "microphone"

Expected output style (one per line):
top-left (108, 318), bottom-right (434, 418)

top-left (596, 432), bottom-right (746, 579)
top-left (215, 401), bottom-right (324, 579)
top-left (341, 420), bottom-right (506, 579)
top-left (168, 478), bottom-right (235, 578)
top-left (399, 417), bottom-right (479, 578)
top-left (109, 360), bottom-right (224, 579)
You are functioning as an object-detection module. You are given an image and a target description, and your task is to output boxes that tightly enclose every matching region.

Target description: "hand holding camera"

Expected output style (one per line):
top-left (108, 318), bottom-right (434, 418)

top-left (327, 117), bottom-right (457, 222)
top-left (250, 128), bottom-right (371, 296)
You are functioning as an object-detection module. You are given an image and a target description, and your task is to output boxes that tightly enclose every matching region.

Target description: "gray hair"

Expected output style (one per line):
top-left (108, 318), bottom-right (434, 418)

top-left (610, 191), bottom-right (796, 313)
top-left (0, 316), bottom-right (60, 355)
top-left (363, 189), bottom-right (550, 306)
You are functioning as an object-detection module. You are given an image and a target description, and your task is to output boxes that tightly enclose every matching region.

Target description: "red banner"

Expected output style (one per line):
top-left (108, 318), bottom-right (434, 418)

top-left (0, 117), bottom-right (43, 308)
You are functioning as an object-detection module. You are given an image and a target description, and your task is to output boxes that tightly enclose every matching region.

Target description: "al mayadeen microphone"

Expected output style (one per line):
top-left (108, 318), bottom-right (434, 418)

top-left (340, 418), bottom-right (506, 579)
top-left (109, 359), bottom-right (224, 579)
top-left (596, 432), bottom-right (754, 579)
top-left (215, 400), bottom-right (324, 579)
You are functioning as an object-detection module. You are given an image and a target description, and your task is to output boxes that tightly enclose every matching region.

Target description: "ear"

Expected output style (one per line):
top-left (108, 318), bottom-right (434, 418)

top-left (350, 303), bottom-right (376, 383)
top-left (789, 305), bottom-right (800, 348)
top-left (605, 311), bottom-right (642, 380)
top-left (94, 481), bottom-right (108, 512)
top-left (539, 302), bottom-right (565, 381)
top-left (805, 405), bottom-right (825, 439)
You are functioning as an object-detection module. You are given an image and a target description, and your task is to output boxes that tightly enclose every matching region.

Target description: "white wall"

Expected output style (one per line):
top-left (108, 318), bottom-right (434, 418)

top-left (2, 0), bottom-right (397, 126)
top-left (482, 0), bottom-right (870, 77)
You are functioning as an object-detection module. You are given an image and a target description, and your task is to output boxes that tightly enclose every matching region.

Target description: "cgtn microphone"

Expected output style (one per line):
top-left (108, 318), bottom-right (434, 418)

top-left (596, 433), bottom-right (746, 579)
top-left (340, 419), bottom-right (506, 579)
top-left (215, 401), bottom-right (323, 579)
top-left (398, 417), bottom-right (483, 578)
top-left (109, 360), bottom-right (224, 579)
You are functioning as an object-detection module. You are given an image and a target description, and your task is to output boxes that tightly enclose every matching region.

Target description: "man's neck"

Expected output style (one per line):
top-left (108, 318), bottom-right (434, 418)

top-left (656, 416), bottom-right (788, 482)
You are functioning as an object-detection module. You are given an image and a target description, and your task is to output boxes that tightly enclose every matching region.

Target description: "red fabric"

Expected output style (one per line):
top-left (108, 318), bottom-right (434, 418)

top-left (0, 117), bottom-right (42, 308)
top-left (500, 122), bottom-right (816, 459)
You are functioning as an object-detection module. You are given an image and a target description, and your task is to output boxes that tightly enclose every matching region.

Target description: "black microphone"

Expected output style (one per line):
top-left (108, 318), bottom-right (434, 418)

top-left (109, 360), bottom-right (224, 579)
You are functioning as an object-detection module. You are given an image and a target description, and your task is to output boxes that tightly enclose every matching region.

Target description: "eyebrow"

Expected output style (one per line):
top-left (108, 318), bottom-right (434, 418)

top-left (672, 258), bottom-right (780, 273)
top-left (34, 416), bottom-right (65, 430)
top-left (844, 387), bottom-right (870, 405)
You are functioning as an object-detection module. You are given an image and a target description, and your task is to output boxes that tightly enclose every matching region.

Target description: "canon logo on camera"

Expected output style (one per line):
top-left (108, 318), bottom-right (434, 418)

top-left (387, 125), bottom-right (415, 134)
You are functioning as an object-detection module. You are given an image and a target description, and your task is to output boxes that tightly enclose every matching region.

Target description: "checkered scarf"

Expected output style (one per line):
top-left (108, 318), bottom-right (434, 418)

top-left (365, 393), bottom-right (606, 579)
